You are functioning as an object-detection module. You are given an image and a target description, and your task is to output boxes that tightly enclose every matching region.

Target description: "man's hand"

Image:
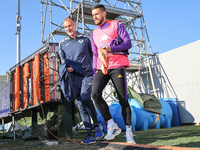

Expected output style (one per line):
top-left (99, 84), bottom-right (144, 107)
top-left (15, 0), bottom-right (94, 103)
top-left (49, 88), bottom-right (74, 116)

top-left (67, 67), bottom-right (74, 72)
top-left (98, 48), bottom-right (110, 75)
top-left (103, 46), bottom-right (111, 53)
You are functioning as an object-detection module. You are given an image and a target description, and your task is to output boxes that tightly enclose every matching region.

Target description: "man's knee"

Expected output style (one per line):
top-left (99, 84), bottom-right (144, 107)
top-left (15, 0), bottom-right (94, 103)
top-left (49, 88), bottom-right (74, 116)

top-left (91, 92), bottom-right (102, 103)
top-left (81, 93), bottom-right (91, 102)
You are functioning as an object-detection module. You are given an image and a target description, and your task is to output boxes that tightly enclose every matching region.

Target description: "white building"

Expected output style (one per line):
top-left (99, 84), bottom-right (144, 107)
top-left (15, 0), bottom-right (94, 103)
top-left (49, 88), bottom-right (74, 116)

top-left (139, 39), bottom-right (200, 124)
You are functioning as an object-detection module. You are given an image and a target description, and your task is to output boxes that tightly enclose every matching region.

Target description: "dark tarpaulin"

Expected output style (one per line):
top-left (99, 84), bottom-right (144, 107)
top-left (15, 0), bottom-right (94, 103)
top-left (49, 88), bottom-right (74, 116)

top-left (127, 86), bottom-right (162, 114)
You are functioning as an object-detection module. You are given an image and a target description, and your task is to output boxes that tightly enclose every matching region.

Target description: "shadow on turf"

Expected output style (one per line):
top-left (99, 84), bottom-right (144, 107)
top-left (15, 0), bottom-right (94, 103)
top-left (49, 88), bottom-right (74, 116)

top-left (175, 141), bottom-right (200, 148)
top-left (136, 128), bottom-right (200, 148)
top-left (95, 142), bottom-right (172, 150)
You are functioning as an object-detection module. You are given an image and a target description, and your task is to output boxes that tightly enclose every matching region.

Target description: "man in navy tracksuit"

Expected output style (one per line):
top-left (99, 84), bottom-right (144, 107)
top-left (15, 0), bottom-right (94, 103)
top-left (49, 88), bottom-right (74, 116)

top-left (59, 17), bottom-right (103, 144)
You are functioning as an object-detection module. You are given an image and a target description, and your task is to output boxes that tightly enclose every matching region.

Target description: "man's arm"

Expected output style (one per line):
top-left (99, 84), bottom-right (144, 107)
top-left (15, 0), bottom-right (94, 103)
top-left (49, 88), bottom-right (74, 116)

top-left (90, 32), bottom-right (98, 75)
top-left (87, 38), bottom-right (93, 61)
top-left (110, 21), bottom-right (132, 52)
top-left (59, 41), bottom-right (74, 72)
top-left (59, 42), bottom-right (66, 64)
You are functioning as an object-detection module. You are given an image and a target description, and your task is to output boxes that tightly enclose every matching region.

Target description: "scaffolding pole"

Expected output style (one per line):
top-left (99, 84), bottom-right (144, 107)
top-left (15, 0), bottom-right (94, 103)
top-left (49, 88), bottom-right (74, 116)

top-left (16, 0), bottom-right (21, 65)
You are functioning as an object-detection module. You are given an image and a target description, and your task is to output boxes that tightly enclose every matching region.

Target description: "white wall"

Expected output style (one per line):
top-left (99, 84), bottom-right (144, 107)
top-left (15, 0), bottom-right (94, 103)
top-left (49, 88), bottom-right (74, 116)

top-left (138, 40), bottom-right (200, 124)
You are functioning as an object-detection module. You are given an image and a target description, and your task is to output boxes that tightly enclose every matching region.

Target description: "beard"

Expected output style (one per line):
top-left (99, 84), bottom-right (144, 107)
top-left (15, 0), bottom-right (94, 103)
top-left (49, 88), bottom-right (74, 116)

top-left (67, 30), bottom-right (75, 36)
top-left (95, 17), bottom-right (104, 25)
top-left (66, 26), bottom-right (76, 36)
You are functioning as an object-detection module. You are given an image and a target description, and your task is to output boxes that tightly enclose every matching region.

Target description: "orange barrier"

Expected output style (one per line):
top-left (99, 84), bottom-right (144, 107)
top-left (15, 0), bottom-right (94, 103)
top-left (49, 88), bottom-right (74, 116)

top-left (14, 66), bottom-right (20, 111)
top-left (43, 52), bottom-right (51, 102)
top-left (32, 54), bottom-right (42, 105)
top-left (22, 62), bottom-right (29, 109)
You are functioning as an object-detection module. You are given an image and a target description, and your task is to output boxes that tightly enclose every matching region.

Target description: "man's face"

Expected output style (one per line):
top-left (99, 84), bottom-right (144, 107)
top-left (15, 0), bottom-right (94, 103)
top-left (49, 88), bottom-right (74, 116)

top-left (92, 8), bottom-right (106, 25)
top-left (63, 19), bottom-right (76, 37)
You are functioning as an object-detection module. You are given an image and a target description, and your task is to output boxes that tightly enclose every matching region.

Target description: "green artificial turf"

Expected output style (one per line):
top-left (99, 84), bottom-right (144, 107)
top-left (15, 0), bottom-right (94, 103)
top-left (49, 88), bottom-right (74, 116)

top-left (73, 124), bottom-right (200, 148)
top-left (0, 125), bottom-right (200, 149)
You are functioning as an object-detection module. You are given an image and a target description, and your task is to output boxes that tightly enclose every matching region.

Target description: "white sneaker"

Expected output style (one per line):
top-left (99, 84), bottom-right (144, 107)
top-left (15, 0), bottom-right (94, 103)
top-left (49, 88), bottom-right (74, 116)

top-left (126, 132), bottom-right (136, 144)
top-left (104, 123), bottom-right (121, 140)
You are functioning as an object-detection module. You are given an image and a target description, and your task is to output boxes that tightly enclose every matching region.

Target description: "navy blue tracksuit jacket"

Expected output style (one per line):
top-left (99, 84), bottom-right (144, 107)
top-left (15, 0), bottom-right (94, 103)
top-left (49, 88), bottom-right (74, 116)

top-left (59, 32), bottom-right (93, 102)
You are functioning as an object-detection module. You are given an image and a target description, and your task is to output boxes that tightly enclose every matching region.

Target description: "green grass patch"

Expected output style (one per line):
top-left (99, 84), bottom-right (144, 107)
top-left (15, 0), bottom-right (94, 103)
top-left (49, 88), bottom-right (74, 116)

top-left (0, 125), bottom-right (200, 149)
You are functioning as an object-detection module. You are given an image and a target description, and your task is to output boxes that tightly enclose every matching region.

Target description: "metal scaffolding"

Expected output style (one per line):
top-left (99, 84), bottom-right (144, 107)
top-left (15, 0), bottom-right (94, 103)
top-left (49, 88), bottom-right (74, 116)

top-left (40, 0), bottom-right (157, 101)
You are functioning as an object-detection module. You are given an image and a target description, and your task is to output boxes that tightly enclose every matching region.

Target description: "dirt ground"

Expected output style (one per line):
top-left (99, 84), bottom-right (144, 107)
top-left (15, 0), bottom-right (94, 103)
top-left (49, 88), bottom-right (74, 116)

top-left (1, 139), bottom-right (200, 150)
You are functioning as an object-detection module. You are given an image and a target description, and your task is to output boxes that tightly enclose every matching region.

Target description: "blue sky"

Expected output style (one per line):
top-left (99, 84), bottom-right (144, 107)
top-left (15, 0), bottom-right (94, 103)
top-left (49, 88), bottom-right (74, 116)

top-left (0, 0), bottom-right (199, 75)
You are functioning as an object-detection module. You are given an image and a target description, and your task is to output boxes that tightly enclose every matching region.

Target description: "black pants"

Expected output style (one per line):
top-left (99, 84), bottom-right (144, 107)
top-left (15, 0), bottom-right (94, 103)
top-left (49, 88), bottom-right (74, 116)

top-left (92, 69), bottom-right (132, 125)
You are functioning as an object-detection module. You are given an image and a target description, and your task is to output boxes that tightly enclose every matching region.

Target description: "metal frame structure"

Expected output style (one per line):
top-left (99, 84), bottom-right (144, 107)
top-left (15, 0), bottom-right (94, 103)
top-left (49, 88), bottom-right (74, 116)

top-left (16, 0), bottom-right (21, 65)
top-left (40, 0), bottom-right (157, 102)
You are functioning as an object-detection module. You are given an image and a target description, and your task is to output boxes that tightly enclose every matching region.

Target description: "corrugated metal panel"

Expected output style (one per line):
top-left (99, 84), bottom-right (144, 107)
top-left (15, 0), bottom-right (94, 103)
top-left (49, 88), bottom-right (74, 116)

top-left (0, 83), bottom-right (10, 118)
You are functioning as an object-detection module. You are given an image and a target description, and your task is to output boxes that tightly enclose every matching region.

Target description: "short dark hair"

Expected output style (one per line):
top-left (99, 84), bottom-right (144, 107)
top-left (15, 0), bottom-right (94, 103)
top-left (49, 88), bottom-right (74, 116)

top-left (92, 4), bottom-right (106, 12)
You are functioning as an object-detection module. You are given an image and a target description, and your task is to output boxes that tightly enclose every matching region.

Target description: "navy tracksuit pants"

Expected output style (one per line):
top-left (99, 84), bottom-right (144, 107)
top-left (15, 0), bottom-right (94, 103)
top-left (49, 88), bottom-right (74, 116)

top-left (75, 75), bottom-right (99, 136)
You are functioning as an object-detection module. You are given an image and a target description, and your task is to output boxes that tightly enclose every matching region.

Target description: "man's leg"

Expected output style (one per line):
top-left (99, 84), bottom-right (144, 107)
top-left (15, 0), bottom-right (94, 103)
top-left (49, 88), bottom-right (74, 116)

top-left (92, 70), bottom-right (121, 140)
top-left (91, 70), bottom-right (111, 121)
top-left (81, 75), bottom-right (104, 139)
top-left (110, 69), bottom-right (131, 125)
top-left (76, 98), bottom-right (92, 135)
top-left (110, 68), bottom-right (136, 143)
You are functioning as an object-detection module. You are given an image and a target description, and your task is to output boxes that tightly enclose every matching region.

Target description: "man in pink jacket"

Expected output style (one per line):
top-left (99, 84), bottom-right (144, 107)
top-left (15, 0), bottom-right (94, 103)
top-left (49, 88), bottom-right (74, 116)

top-left (91, 4), bottom-right (136, 143)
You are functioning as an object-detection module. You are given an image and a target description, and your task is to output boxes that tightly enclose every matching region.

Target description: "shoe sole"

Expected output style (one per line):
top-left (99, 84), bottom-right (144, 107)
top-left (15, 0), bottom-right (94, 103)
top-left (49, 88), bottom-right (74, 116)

top-left (104, 127), bottom-right (122, 140)
top-left (96, 132), bottom-right (104, 139)
top-left (127, 141), bottom-right (136, 144)
top-left (81, 141), bottom-right (96, 144)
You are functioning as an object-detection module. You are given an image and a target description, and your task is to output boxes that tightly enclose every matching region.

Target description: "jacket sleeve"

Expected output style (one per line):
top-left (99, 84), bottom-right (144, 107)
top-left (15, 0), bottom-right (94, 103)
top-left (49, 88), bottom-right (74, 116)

top-left (90, 32), bottom-right (98, 75)
top-left (59, 42), bottom-right (66, 64)
top-left (110, 21), bottom-right (132, 52)
top-left (87, 38), bottom-right (93, 61)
